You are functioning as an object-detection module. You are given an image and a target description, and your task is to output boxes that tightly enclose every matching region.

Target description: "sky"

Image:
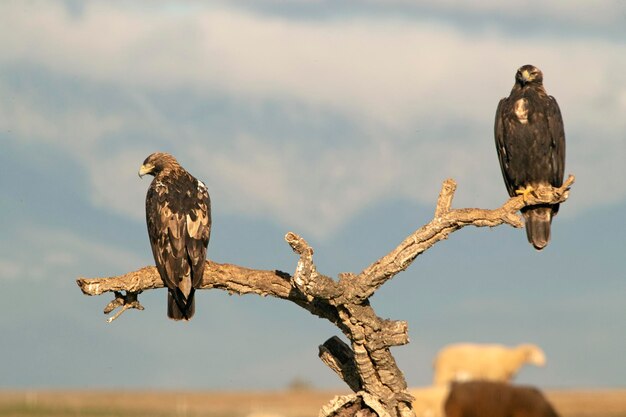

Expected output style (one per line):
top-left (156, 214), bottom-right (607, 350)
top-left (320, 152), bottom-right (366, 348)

top-left (0, 0), bottom-right (625, 391)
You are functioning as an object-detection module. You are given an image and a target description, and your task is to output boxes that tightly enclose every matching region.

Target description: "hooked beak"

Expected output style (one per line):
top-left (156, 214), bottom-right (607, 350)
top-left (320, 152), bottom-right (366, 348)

top-left (138, 163), bottom-right (154, 178)
top-left (520, 69), bottom-right (531, 86)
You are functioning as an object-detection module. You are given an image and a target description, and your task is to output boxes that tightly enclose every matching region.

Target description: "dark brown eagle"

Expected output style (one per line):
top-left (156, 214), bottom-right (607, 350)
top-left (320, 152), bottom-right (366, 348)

top-left (139, 152), bottom-right (211, 320)
top-left (495, 65), bottom-right (566, 250)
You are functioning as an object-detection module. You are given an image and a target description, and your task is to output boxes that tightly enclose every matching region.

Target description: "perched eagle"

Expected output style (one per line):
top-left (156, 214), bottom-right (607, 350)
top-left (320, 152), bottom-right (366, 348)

top-left (139, 152), bottom-right (211, 320)
top-left (495, 65), bottom-right (566, 250)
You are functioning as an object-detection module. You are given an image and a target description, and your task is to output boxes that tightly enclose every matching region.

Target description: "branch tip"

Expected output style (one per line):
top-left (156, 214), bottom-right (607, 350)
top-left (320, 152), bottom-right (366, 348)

top-left (434, 178), bottom-right (457, 217)
top-left (442, 178), bottom-right (457, 190)
top-left (285, 232), bottom-right (314, 256)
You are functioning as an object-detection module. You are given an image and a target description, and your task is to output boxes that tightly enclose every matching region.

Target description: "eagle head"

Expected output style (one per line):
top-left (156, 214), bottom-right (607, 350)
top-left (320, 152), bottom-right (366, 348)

top-left (515, 64), bottom-right (543, 87)
top-left (139, 152), bottom-right (180, 178)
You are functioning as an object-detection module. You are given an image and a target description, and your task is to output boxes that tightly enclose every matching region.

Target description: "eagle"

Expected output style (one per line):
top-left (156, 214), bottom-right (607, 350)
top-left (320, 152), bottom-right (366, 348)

top-left (139, 152), bottom-right (211, 320)
top-left (495, 65), bottom-right (566, 250)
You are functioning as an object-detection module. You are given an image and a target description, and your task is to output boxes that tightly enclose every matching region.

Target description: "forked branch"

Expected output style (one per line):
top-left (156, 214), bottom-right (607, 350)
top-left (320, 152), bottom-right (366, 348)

top-left (76, 175), bottom-right (574, 417)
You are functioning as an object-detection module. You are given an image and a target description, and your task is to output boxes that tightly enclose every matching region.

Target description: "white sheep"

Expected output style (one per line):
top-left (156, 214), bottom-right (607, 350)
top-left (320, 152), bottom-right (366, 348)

top-left (433, 343), bottom-right (546, 385)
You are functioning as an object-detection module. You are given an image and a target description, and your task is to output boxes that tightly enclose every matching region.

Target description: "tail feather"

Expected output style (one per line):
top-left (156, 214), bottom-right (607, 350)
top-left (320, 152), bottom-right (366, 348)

top-left (523, 206), bottom-right (553, 250)
top-left (167, 289), bottom-right (195, 321)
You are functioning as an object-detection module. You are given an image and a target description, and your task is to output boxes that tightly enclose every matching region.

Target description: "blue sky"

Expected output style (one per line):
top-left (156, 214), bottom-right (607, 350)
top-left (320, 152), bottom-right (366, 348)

top-left (0, 0), bottom-right (624, 390)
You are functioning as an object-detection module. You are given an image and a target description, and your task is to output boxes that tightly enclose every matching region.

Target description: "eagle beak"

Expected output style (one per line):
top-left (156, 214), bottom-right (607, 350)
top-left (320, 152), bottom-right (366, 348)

top-left (520, 69), bottom-right (531, 84)
top-left (138, 163), bottom-right (154, 178)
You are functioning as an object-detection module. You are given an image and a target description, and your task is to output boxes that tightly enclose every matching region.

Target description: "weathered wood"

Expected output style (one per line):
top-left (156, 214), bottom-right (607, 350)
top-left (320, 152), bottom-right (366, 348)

top-left (320, 393), bottom-right (389, 417)
top-left (319, 336), bottom-right (362, 392)
top-left (76, 175), bottom-right (574, 417)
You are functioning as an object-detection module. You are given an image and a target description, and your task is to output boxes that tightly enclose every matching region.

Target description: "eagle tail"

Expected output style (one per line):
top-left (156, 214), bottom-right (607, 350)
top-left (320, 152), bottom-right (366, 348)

top-left (522, 206), bottom-right (554, 251)
top-left (167, 289), bottom-right (195, 321)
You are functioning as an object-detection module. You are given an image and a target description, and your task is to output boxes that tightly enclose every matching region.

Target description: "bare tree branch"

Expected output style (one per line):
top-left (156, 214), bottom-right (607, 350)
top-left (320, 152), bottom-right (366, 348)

top-left (76, 175), bottom-right (574, 417)
top-left (344, 175), bottom-right (574, 303)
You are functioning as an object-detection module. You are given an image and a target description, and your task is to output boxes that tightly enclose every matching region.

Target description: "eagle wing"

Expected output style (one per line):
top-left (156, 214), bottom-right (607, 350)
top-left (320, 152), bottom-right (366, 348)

top-left (546, 95), bottom-right (566, 187)
top-left (146, 182), bottom-right (186, 295)
top-left (185, 180), bottom-right (211, 289)
top-left (494, 97), bottom-right (516, 197)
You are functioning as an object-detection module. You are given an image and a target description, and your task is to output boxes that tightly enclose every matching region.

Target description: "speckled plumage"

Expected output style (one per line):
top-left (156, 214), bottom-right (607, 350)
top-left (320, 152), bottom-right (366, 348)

top-left (140, 152), bottom-right (211, 320)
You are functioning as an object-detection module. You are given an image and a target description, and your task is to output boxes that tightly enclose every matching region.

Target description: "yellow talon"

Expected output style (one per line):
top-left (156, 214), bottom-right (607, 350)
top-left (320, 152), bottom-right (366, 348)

top-left (515, 185), bottom-right (536, 200)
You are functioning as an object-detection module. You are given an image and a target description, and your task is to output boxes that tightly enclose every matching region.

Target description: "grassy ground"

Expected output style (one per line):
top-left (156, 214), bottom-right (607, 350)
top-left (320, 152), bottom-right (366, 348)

top-left (0, 390), bottom-right (338, 417)
top-left (546, 389), bottom-right (626, 417)
top-left (0, 389), bottom-right (624, 417)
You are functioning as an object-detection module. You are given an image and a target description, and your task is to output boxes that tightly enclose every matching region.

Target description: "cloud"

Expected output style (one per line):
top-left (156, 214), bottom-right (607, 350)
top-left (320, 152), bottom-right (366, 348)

top-left (3, 2), bottom-right (624, 127)
top-left (188, 1), bottom-right (626, 38)
top-left (0, 224), bottom-right (145, 282)
top-left (1, 1), bottom-right (625, 237)
top-left (363, 0), bottom-right (626, 27)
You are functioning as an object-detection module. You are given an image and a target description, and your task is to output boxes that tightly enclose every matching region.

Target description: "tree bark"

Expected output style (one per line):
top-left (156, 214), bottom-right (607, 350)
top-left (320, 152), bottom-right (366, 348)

top-left (76, 175), bottom-right (574, 417)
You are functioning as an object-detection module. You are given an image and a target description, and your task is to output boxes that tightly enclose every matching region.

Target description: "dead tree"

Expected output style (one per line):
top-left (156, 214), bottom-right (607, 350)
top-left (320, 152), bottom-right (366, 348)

top-left (76, 176), bottom-right (574, 417)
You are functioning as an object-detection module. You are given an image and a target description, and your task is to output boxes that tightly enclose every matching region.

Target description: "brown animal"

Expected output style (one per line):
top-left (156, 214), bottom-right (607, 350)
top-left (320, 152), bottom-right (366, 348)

top-left (444, 381), bottom-right (559, 417)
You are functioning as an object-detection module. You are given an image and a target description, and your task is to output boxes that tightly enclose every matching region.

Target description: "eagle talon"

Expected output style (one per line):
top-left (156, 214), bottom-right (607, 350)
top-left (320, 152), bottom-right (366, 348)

top-left (515, 185), bottom-right (536, 202)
